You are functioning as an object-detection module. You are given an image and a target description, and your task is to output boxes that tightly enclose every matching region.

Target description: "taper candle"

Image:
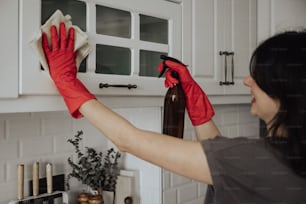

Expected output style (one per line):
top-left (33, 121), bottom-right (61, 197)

top-left (32, 162), bottom-right (39, 196)
top-left (46, 163), bottom-right (53, 194)
top-left (17, 164), bottom-right (24, 200)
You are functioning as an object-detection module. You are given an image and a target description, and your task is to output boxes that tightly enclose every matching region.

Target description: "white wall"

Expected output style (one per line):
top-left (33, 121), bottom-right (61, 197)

top-left (0, 104), bottom-right (258, 204)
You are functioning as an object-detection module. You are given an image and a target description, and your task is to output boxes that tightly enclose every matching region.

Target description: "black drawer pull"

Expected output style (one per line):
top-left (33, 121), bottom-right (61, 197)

top-left (99, 83), bottom-right (137, 89)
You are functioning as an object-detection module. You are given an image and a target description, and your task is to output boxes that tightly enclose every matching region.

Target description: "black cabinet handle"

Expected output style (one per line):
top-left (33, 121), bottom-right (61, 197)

top-left (99, 83), bottom-right (137, 89)
top-left (219, 51), bottom-right (235, 86)
top-left (230, 53), bottom-right (235, 85)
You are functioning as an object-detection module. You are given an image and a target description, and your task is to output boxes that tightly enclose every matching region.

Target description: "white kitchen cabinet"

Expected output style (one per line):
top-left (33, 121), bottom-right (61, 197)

top-left (20, 0), bottom-right (182, 96)
top-left (258, 0), bottom-right (306, 43)
top-left (0, 0), bottom-right (19, 98)
top-left (182, 0), bottom-right (257, 95)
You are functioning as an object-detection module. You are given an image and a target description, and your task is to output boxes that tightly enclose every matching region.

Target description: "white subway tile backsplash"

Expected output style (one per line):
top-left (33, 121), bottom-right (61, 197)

top-left (221, 109), bottom-right (239, 126)
top-left (163, 189), bottom-right (177, 204)
top-left (171, 173), bottom-right (191, 187)
top-left (7, 160), bottom-right (25, 181)
top-left (140, 189), bottom-right (162, 204)
top-left (0, 140), bottom-right (18, 160)
top-left (20, 136), bottom-right (53, 158)
top-left (163, 171), bottom-right (171, 190)
top-left (42, 116), bottom-right (72, 136)
top-left (54, 134), bottom-right (75, 154)
top-left (0, 104), bottom-right (258, 204)
top-left (73, 118), bottom-right (108, 150)
top-left (0, 181), bottom-right (19, 204)
top-left (0, 162), bottom-right (5, 183)
top-left (224, 125), bottom-right (239, 138)
top-left (197, 183), bottom-right (207, 197)
top-left (238, 123), bottom-right (259, 138)
top-left (7, 117), bottom-right (41, 140)
top-left (46, 154), bottom-right (73, 175)
top-left (185, 197), bottom-right (206, 204)
top-left (0, 119), bottom-right (5, 140)
top-left (178, 183), bottom-right (198, 203)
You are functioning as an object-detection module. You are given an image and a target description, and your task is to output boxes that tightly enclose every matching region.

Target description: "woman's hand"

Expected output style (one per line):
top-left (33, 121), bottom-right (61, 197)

top-left (42, 22), bottom-right (96, 118)
top-left (42, 22), bottom-right (78, 83)
top-left (158, 60), bottom-right (215, 126)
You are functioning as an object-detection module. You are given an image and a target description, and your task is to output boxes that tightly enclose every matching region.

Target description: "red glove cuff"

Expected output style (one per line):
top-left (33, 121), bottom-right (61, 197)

top-left (182, 82), bottom-right (215, 126)
top-left (56, 79), bottom-right (96, 118)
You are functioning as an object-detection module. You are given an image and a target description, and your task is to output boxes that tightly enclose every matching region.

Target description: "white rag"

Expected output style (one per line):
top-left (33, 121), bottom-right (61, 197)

top-left (30, 9), bottom-right (91, 71)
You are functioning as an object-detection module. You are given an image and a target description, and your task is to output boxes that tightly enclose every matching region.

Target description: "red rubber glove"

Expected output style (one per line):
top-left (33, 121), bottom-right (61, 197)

top-left (158, 60), bottom-right (214, 126)
top-left (42, 22), bottom-right (96, 118)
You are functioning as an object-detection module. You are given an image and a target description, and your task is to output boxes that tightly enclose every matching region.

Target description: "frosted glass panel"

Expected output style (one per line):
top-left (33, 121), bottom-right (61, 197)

top-left (140, 50), bottom-right (167, 77)
top-left (96, 45), bottom-right (131, 75)
top-left (41, 0), bottom-right (86, 30)
top-left (140, 14), bottom-right (168, 44)
top-left (96, 5), bottom-right (131, 38)
top-left (41, 0), bottom-right (87, 72)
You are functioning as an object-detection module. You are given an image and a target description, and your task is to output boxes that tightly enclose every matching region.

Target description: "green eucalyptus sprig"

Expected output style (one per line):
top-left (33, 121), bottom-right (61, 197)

top-left (66, 130), bottom-right (121, 192)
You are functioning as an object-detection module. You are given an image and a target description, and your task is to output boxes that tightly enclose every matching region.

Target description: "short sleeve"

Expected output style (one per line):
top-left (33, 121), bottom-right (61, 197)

top-left (202, 137), bottom-right (268, 187)
top-left (201, 136), bottom-right (306, 203)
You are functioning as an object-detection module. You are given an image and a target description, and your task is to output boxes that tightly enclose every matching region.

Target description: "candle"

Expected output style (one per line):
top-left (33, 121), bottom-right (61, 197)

top-left (32, 162), bottom-right (39, 196)
top-left (17, 164), bottom-right (24, 200)
top-left (46, 163), bottom-right (53, 194)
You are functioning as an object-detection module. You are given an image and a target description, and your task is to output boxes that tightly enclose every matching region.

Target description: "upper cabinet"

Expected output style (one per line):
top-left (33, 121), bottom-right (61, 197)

top-left (258, 0), bottom-right (306, 43)
top-left (0, 0), bottom-right (18, 98)
top-left (20, 0), bottom-right (182, 96)
top-left (182, 0), bottom-right (257, 95)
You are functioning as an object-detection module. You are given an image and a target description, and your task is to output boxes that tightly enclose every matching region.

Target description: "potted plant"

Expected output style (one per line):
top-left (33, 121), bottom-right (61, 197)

top-left (66, 130), bottom-right (121, 203)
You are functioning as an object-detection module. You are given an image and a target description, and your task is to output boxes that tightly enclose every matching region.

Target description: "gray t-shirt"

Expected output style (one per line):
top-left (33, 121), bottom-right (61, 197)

top-left (201, 136), bottom-right (306, 204)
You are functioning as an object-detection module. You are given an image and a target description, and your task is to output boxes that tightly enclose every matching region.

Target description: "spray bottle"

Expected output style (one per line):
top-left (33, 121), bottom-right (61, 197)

top-left (159, 55), bottom-right (186, 139)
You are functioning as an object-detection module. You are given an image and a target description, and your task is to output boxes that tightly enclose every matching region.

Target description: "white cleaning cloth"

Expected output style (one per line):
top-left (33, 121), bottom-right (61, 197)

top-left (30, 9), bottom-right (91, 71)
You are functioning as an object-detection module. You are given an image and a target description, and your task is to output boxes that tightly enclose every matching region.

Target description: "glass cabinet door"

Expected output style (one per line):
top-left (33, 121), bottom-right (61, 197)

top-left (139, 15), bottom-right (168, 77)
top-left (20, 0), bottom-right (181, 96)
top-left (140, 14), bottom-right (168, 44)
top-left (140, 50), bottom-right (167, 77)
top-left (41, 0), bottom-right (86, 30)
top-left (41, 0), bottom-right (87, 72)
top-left (96, 44), bottom-right (131, 75)
top-left (96, 5), bottom-right (131, 38)
top-left (94, 3), bottom-right (169, 78)
top-left (41, 0), bottom-right (171, 78)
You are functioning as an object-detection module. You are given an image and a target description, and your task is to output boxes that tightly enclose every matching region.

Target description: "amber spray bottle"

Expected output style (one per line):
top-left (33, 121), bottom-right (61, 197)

top-left (159, 55), bottom-right (186, 139)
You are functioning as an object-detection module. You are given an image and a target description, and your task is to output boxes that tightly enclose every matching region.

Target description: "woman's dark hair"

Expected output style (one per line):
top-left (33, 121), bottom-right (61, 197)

top-left (249, 31), bottom-right (306, 177)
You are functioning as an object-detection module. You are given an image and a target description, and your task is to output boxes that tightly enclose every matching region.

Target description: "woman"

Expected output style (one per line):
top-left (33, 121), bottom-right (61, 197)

top-left (42, 23), bottom-right (306, 203)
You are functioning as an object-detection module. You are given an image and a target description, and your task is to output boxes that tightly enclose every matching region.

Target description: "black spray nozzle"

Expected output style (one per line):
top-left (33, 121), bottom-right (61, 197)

top-left (158, 55), bottom-right (186, 79)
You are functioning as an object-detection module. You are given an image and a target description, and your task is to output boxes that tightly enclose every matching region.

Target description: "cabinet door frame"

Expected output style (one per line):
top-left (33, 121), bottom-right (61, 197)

top-left (19, 0), bottom-right (182, 96)
top-left (0, 0), bottom-right (19, 98)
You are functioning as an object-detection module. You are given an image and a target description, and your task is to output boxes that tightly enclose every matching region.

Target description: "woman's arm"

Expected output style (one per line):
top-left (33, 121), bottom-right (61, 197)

top-left (80, 99), bottom-right (213, 184)
top-left (42, 23), bottom-right (213, 184)
top-left (194, 120), bottom-right (221, 141)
